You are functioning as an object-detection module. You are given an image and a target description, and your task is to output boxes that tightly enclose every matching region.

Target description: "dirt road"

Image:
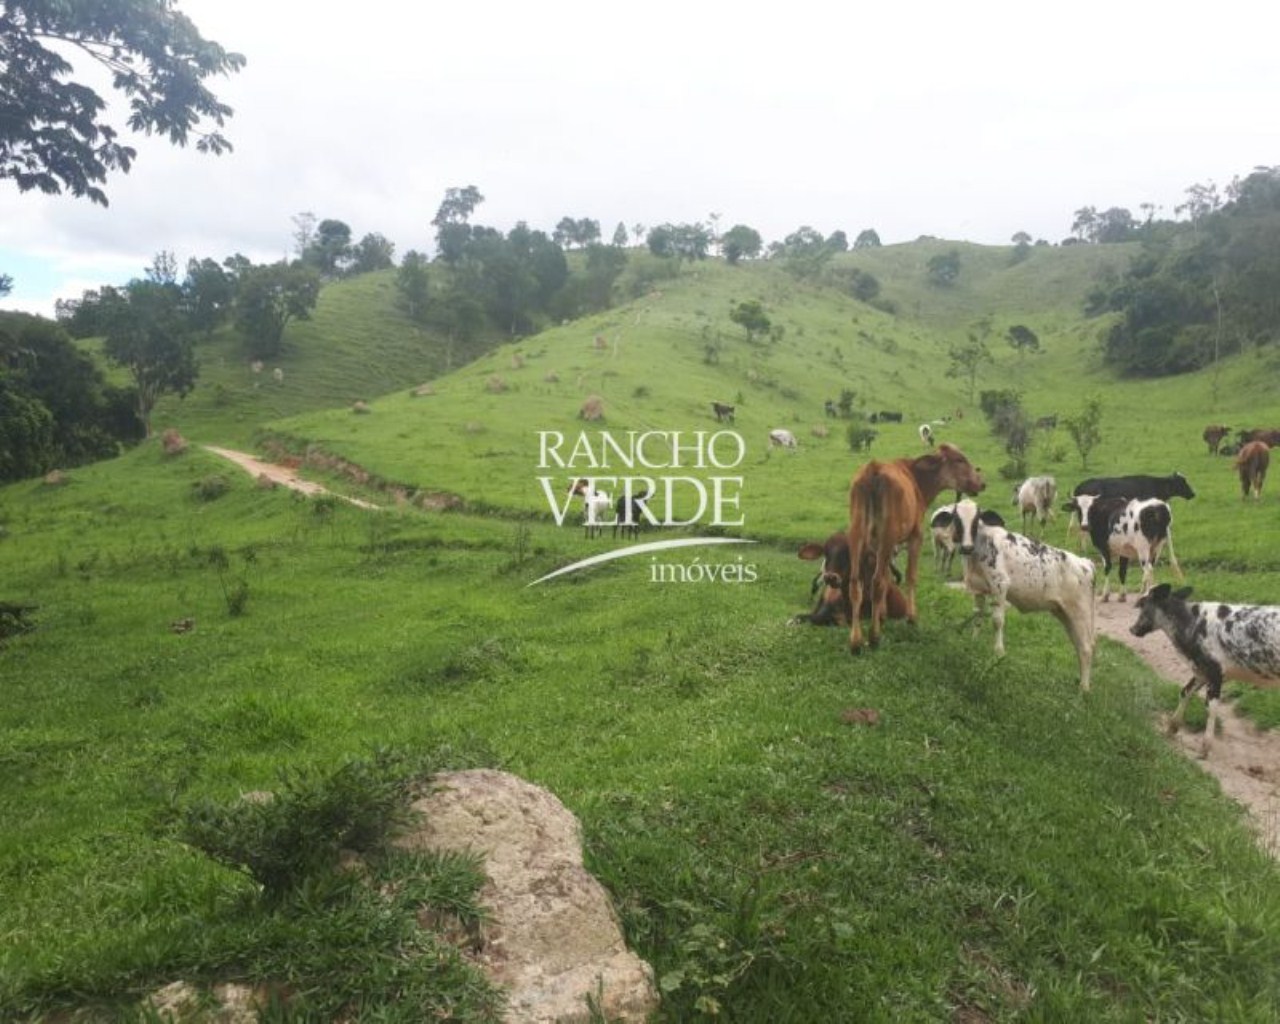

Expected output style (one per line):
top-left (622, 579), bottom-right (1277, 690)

top-left (205, 446), bottom-right (380, 510)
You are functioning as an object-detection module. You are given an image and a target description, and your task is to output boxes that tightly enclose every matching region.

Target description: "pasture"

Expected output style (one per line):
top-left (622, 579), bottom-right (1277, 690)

top-left (4, 243), bottom-right (1280, 1020)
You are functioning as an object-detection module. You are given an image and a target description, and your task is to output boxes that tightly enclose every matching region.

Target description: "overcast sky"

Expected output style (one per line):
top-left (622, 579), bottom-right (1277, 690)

top-left (2, 0), bottom-right (1276, 318)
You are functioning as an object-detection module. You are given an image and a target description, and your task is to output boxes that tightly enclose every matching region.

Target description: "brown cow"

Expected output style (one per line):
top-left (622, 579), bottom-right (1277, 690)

top-left (1238, 428), bottom-right (1280, 447)
top-left (847, 443), bottom-right (985, 653)
top-left (1203, 424), bottom-right (1231, 455)
top-left (1236, 440), bottom-right (1270, 500)
top-left (792, 532), bottom-right (908, 626)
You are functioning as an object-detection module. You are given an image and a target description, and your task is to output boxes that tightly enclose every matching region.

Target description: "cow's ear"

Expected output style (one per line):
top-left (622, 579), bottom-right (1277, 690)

top-left (932, 511), bottom-right (954, 528)
top-left (798, 543), bottom-right (824, 561)
top-left (1172, 586), bottom-right (1194, 601)
top-left (1147, 583), bottom-right (1173, 601)
top-left (979, 510), bottom-right (1005, 528)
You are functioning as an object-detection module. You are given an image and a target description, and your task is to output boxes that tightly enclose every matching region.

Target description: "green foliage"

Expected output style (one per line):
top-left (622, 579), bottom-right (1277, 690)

top-left (191, 473), bottom-right (231, 501)
top-left (728, 299), bottom-right (771, 343)
top-left (102, 280), bottom-right (197, 436)
top-left (1063, 396), bottom-right (1104, 469)
top-left (926, 249), bottom-right (962, 286)
top-left (722, 224), bottom-right (763, 265)
top-left (846, 422), bottom-right (877, 451)
top-left (233, 262), bottom-right (321, 360)
top-left (178, 750), bottom-right (419, 901)
top-left (946, 335), bottom-right (992, 403)
top-left (854, 228), bottom-right (881, 248)
top-left (647, 222), bottom-right (712, 262)
top-left (0, 0), bottom-right (245, 205)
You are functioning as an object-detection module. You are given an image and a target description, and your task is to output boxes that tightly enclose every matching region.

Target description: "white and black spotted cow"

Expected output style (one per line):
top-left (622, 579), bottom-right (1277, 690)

top-left (934, 500), bottom-right (1096, 690)
top-left (1063, 495), bottom-right (1180, 601)
top-left (930, 503), bottom-right (959, 577)
top-left (1131, 584), bottom-right (1280, 757)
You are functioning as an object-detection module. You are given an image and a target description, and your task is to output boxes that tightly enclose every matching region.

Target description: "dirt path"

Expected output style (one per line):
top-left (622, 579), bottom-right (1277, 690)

top-left (204, 446), bottom-right (381, 510)
top-left (1094, 599), bottom-right (1280, 857)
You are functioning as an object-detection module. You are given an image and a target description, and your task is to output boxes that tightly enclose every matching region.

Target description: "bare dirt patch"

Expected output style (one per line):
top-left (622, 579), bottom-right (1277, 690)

top-left (1094, 598), bottom-right (1280, 857)
top-left (204, 446), bottom-right (380, 509)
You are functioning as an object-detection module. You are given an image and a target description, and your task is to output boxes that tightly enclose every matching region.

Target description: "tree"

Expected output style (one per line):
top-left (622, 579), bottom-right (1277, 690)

top-left (182, 257), bottom-right (235, 337)
top-left (233, 262), bottom-right (320, 360)
top-left (1071, 206), bottom-right (1098, 242)
top-left (721, 224), bottom-right (762, 265)
top-left (611, 222), bottom-right (628, 247)
top-left (291, 211), bottom-right (317, 259)
top-left (647, 223), bottom-right (711, 263)
top-left (729, 300), bottom-right (770, 343)
top-left (349, 233), bottom-right (396, 275)
top-left (1011, 231), bottom-right (1032, 264)
top-left (827, 230), bottom-right (849, 252)
top-left (0, 1), bottom-right (245, 206)
top-left (1007, 324), bottom-right (1040, 355)
top-left (553, 217), bottom-right (600, 249)
top-left (853, 228), bottom-right (881, 249)
top-left (432, 185), bottom-right (484, 264)
top-left (395, 250), bottom-right (430, 322)
top-left (102, 281), bottom-right (197, 436)
top-left (1, 273), bottom-right (12, 296)
top-left (946, 336), bottom-right (991, 403)
top-left (927, 250), bottom-right (962, 286)
top-left (1063, 397), bottom-right (1103, 469)
top-left (303, 218), bottom-right (352, 276)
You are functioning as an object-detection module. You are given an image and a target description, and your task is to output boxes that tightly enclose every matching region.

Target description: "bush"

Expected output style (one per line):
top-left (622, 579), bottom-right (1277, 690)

top-left (192, 474), bottom-right (230, 501)
top-left (846, 424), bottom-right (877, 452)
top-left (178, 751), bottom-right (420, 901)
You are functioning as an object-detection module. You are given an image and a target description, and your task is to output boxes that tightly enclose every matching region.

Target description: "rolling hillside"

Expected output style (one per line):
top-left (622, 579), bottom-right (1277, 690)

top-left (6, 240), bottom-right (1280, 1021)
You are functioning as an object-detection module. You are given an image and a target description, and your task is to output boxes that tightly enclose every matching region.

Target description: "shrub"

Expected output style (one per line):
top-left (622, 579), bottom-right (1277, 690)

top-left (178, 751), bottom-right (420, 902)
top-left (192, 474), bottom-right (230, 501)
top-left (160, 428), bottom-right (187, 456)
top-left (846, 424), bottom-right (877, 452)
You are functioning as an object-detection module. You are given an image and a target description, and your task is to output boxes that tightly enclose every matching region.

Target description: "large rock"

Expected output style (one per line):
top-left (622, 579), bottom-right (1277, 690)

top-left (398, 769), bottom-right (658, 1023)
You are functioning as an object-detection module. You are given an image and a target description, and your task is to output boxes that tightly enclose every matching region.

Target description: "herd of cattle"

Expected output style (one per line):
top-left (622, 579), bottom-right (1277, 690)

top-left (790, 430), bottom-right (1280, 758)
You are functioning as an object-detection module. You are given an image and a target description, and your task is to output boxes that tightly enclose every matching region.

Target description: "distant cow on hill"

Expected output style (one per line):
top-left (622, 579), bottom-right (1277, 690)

top-left (1238, 428), bottom-right (1280, 447)
top-left (768, 428), bottom-right (798, 449)
top-left (711, 401), bottom-right (735, 423)
top-left (870, 410), bottom-right (904, 424)
top-left (1236, 441), bottom-right (1270, 500)
top-left (1203, 424), bottom-right (1231, 455)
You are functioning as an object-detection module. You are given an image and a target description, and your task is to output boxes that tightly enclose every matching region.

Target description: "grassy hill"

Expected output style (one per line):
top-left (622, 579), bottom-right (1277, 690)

top-left (5, 241), bottom-right (1280, 1021)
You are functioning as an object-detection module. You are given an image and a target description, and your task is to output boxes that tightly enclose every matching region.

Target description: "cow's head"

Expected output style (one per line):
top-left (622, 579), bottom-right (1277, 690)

top-left (937, 500), bottom-right (1005, 556)
top-left (1170, 472), bottom-right (1196, 500)
top-left (1131, 583), bottom-right (1193, 637)
top-left (933, 444), bottom-right (986, 496)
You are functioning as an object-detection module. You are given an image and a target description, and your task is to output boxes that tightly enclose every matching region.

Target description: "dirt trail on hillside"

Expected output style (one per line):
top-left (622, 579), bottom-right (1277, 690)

top-left (1094, 599), bottom-right (1280, 857)
top-left (204, 446), bottom-right (381, 510)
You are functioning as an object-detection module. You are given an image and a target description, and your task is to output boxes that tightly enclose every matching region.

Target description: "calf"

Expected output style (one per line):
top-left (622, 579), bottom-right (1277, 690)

top-left (613, 487), bottom-right (652, 539)
top-left (918, 423), bottom-right (935, 448)
top-left (1235, 440), bottom-right (1270, 500)
top-left (1132, 584), bottom-right (1280, 757)
top-left (934, 500), bottom-right (1096, 690)
top-left (768, 428), bottom-right (798, 449)
top-left (1013, 475), bottom-right (1057, 531)
top-left (930, 503), bottom-right (959, 578)
top-left (711, 401), bottom-right (735, 423)
top-left (792, 532), bottom-right (907, 626)
top-left (1064, 495), bottom-right (1180, 601)
top-left (1203, 424), bottom-right (1231, 455)
top-left (824, 399), bottom-right (838, 418)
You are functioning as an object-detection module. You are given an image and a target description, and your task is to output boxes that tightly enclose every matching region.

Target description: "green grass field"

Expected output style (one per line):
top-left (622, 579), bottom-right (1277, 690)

top-left (4, 242), bottom-right (1280, 1021)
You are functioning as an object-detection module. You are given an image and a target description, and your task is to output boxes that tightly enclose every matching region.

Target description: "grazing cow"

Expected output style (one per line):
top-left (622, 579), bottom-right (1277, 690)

top-left (791, 532), bottom-right (908, 626)
top-left (1235, 440), bottom-right (1270, 500)
top-left (930, 503), bottom-right (959, 578)
top-left (568, 478), bottom-right (612, 538)
top-left (935, 500), bottom-right (1096, 690)
top-left (847, 444), bottom-right (986, 653)
top-left (1013, 475), bottom-right (1057, 531)
top-left (1067, 472), bottom-right (1195, 550)
top-left (613, 487), bottom-right (652, 539)
top-left (1132, 584), bottom-right (1280, 757)
top-left (711, 401), bottom-right (736, 423)
top-left (768, 428), bottom-right (798, 449)
top-left (1063, 495), bottom-right (1180, 601)
top-left (1203, 424), bottom-right (1231, 455)
top-left (1237, 428), bottom-right (1280, 447)
top-left (1035, 415), bottom-right (1058, 430)
top-left (824, 399), bottom-right (838, 418)
top-left (874, 410), bottom-right (904, 423)
top-left (918, 423), bottom-right (935, 448)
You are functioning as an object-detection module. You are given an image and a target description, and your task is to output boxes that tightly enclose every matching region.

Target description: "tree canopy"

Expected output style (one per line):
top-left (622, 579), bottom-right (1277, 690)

top-left (0, 0), bottom-right (246, 205)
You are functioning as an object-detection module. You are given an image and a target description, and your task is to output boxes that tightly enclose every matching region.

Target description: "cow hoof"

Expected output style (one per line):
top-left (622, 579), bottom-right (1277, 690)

top-left (849, 645), bottom-right (863, 657)
top-left (1118, 594), bottom-right (1127, 603)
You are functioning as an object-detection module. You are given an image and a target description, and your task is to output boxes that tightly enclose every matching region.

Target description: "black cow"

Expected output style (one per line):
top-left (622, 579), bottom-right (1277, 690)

top-left (824, 399), bottom-right (838, 418)
top-left (1072, 472), bottom-right (1195, 502)
top-left (711, 401), bottom-right (735, 423)
top-left (870, 410), bottom-right (903, 423)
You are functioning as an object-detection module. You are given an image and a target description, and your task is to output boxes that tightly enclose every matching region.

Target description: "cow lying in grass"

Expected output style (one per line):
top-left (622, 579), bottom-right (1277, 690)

top-left (933, 500), bottom-right (1096, 691)
top-left (1131, 584), bottom-right (1280, 758)
top-left (791, 532), bottom-right (907, 627)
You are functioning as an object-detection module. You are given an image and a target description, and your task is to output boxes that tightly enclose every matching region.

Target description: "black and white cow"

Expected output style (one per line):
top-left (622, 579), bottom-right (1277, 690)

top-left (1131, 584), bottom-right (1280, 757)
top-left (934, 500), bottom-right (1096, 690)
top-left (1013, 475), bottom-right (1057, 531)
top-left (1067, 472), bottom-right (1195, 549)
top-left (1064, 495), bottom-right (1180, 601)
top-left (930, 503), bottom-right (959, 577)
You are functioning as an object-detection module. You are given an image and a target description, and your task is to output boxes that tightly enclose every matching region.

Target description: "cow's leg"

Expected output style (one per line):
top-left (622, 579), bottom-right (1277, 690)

top-left (847, 549), bottom-right (866, 655)
top-left (1198, 664), bottom-right (1225, 759)
top-left (867, 568), bottom-right (887, 647)
top-left (1052, 604), bottom-right (1094, 691)
top-left (1099, 554), bottom-right (1113, 602)
top-left (1116, 557), bottom-right (1131, 602)
top-left (903, 533), bottom-right (922, 624)
top-left (990, 594), bottom-right (1007, 657)
top-left (1138, 554), bottom-right (1155, 595)
top-left (1169, 675), bottom-right (1206, 736)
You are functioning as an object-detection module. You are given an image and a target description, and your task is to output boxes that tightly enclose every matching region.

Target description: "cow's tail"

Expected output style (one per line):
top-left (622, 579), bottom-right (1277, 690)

top-left (1165, 526), bottom-right (1183, 580)
top-left (1145, 503), bottom-right (1183, 581)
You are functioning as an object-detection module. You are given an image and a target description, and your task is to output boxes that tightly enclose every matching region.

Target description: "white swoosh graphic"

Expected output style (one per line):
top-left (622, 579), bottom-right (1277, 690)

top-left (527, 537), bottom-right (757, 586)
